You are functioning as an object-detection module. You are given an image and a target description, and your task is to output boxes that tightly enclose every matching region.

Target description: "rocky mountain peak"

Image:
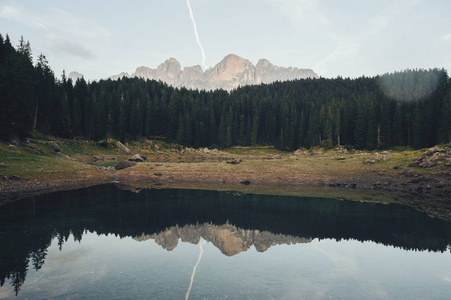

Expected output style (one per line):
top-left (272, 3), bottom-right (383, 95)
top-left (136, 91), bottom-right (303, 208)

top-left (109, 72), bottom-right (130, 81)
top-left (157, 58), bottom-right (182, 81)
top-left (256, 58), bottom-right (272, 68)
top-left (106, 54), bottom-right (319, 91)
top-left (68, 71), bottom-right (83, 82)
top-left (204, 54), bottom-right (256, 90)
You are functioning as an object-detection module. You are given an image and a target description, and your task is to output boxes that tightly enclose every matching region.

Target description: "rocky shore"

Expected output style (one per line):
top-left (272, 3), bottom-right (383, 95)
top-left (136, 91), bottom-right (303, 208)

top-left (1, 140), bottom-right (450, 219)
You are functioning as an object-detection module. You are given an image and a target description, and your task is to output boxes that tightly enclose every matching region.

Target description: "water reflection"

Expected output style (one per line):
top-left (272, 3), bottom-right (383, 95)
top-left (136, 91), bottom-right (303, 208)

top-left (136, 223), bottom-right (312, 256)
top-left (0, 184), bottom-right (450, 296)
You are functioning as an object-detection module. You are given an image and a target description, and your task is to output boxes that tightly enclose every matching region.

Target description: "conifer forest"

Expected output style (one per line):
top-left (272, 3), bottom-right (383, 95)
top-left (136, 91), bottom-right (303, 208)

top-left (1, 35), bottom-right (450, 150)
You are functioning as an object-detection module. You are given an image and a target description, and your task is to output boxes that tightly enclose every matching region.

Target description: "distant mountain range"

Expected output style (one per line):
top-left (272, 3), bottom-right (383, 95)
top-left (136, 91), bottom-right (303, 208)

top-left (70, 54), bottom-right (318, 91)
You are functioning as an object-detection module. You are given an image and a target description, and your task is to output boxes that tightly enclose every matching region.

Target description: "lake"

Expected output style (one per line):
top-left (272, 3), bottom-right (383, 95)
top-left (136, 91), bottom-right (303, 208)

top-left (1, 184), bottom-right (450, 299)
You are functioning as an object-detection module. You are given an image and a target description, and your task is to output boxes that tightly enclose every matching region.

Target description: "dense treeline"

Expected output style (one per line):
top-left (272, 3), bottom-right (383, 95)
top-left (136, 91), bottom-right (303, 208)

top-left (1, 34), bottom-right (450, 150)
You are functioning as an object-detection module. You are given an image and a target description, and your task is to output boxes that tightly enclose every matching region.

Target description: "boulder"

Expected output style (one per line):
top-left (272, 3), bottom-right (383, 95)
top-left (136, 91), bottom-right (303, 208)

top-left (227, 158), bottom-right (242, 165)
top-left (419, 160), bottom-right (437, 168)
top-left (0, 163), bottom-right (6, 168)
top-left (445, 158), bottom-right (451, 167)
top-left (116, 141), bottom-right (131, 155)
top-left (115, 160), bottom-right (136, 170)
top-left (408, 157), bottom-right (424, 167)
top-left (48, 141), bottom-right (61, 152)
top-left (129, 154), bottom-right (146, 162)
top-left (399, 169), bottom-right (417, 177)
top-left (335, 146), bottom-right (348, 154)
top-left (10, 136), bottom-right (20, 146)
top-left (364, 159), bottom-right (375, 165)
top-left (375, 153), bottom-right (387, 161)
top-left (294, 149), bottom-right (303, 156)
top-left (311, 149), bottom-right (324, 156)
top-left (424, 146), bottom-right (446, 156)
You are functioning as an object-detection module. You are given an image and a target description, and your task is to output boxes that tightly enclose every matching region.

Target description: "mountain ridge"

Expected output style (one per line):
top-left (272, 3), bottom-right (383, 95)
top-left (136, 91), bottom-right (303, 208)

top-left (105, 54), bottom-right (318, 91)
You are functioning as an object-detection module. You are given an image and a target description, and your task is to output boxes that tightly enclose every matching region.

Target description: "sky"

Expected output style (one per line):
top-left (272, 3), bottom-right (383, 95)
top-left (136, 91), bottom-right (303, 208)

top-left (1, 0), bottom-right (450, 81)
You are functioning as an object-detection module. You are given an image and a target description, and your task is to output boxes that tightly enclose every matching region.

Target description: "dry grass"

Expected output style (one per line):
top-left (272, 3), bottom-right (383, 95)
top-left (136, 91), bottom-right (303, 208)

top-left (1, 138), bottom-right (448, 208)
top-left (125, 149), bottom-right (410, 185)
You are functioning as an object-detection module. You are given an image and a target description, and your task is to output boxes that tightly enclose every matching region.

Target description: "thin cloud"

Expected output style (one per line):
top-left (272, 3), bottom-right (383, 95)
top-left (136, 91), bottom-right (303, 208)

top-left (47, 8), bottom-right (110, 42)
top-left (0, 5), bottom-right (17, 18)
top-left (1, 5), bottom-right (40, 29)
top-left (0, 4), bottom-right (108, 58)
top-left (313, 42), bottom-right (360, 76)
top-left (265, 0), bottom-right (329, 28)
top-left (53, 39), bottom-right (94, 59)
top-left (0, 5), bottom-right (20, 19)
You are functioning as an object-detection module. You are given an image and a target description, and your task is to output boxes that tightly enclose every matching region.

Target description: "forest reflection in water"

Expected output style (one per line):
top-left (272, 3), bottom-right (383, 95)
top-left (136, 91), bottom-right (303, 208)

top-left (0, 184), bottom-right (450, 299)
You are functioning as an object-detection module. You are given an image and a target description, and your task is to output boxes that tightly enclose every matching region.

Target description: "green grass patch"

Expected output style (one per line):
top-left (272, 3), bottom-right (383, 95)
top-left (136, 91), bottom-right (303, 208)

top-left (224, 146), bottom-right (289, 156)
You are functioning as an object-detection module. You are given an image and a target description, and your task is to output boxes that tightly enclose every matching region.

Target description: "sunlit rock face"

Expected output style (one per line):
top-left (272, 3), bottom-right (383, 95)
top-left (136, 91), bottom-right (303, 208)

top-left (108, 54), bottom-right (318, 91)
top-left (178, 65), bottom-right (211, 90)
top-left (204, 54), bottom-right (256, 91)
top-left (156, 58), bottom-right (182, 83)
top-left (134, 223), bottom-right (312, 256)
top-left (255, 58), bottom-right (317, 84)
top-left (133, 66), bottom-right (157, 81)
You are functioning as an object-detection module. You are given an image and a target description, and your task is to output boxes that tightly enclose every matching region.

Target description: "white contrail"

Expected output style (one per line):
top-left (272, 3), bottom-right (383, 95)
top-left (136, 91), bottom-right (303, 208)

top-left (186, 0), bottom-right (207, 70)
top-left (185, 240), bottom-right (206, 300)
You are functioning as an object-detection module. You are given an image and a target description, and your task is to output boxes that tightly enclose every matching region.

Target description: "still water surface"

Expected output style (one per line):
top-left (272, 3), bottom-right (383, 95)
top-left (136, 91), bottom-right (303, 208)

top-left (0, 184), bottom-right (450, 299)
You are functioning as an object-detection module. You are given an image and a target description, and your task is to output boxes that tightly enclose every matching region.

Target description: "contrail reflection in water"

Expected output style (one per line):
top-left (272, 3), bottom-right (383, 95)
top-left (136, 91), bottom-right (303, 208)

top-left (185, 240), bottom-right (206, 300)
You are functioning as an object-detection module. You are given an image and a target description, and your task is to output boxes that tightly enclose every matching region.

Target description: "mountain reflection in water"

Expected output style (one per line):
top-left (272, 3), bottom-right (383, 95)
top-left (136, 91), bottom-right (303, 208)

top-left (0, 184), bottom-right (450, 296)
top-left (135, 223), bottom-right (312, 256)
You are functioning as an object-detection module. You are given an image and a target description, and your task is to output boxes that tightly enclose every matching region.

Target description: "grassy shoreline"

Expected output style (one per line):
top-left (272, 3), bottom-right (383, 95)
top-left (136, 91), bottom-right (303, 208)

top-left (1, 138), bottom-right (450, 219)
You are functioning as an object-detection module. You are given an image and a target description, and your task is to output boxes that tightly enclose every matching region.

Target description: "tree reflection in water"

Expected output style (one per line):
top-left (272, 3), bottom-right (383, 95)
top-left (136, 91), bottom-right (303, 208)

top-left (1, 184), bottom-right (450, 295)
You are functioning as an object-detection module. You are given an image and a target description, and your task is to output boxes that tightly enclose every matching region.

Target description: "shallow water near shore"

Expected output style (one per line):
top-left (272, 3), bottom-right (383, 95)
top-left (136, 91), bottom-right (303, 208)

top-left (1, 184), bottom-right (450, 299)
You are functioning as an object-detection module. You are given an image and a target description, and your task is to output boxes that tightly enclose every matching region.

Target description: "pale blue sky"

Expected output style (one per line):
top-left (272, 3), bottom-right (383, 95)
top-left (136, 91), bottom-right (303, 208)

top-left (1, 0), bottom-right (450, 80)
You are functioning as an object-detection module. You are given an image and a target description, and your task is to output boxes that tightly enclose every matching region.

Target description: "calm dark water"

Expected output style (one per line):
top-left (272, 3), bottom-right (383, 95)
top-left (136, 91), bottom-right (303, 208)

top-left (0, 184), bottom-right (450, 299)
